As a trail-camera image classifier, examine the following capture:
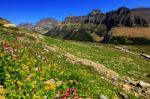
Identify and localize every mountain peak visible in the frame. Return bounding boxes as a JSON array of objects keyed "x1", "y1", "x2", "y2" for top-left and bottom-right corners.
[{"x1": 88, "y1": 10, "x2": 101, "y2": 16}]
